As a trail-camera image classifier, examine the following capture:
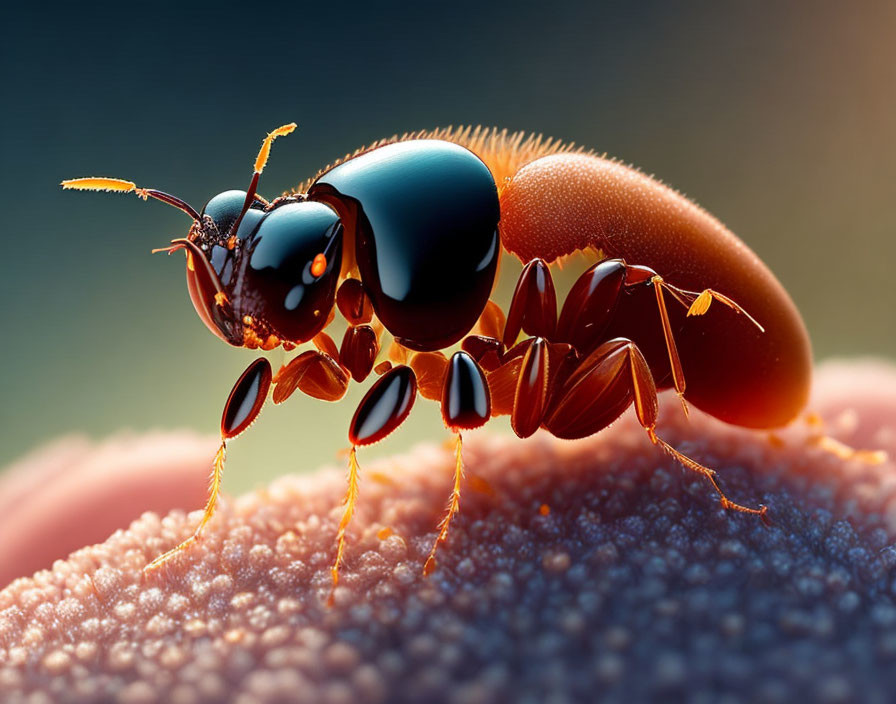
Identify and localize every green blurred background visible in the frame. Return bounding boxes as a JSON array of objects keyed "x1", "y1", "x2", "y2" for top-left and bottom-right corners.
[{"x1": 1, "y1": 1, "x2": 894, "y2": 492}]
